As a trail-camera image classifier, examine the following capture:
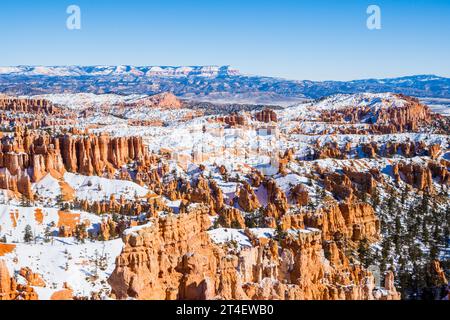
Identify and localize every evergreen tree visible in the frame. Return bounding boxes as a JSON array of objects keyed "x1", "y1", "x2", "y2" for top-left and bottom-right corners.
[
  {"x1": 24, "y1": 225, "x2": 33, "y2": 243},
  {"x1": 371, "y1": 187, "x2": 380, "y2": 210},
  {"x1": 44, "y1": 225, "x2": 52, "y2": 243}
]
